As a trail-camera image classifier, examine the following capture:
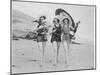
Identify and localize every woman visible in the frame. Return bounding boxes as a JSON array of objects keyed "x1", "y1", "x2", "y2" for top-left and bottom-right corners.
[
  {"x1": 62, "y1": 18, "x2": 71, "y2": 64},
  {"x1": 35, "y1": 16, "x2": 49, "y2": 66},
  {"x1": 55, "y1": 8, "x2": 76, "y2": 40},
  {"x1": 51, "y1": 18, "x2": 62, "y2": 65}
]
